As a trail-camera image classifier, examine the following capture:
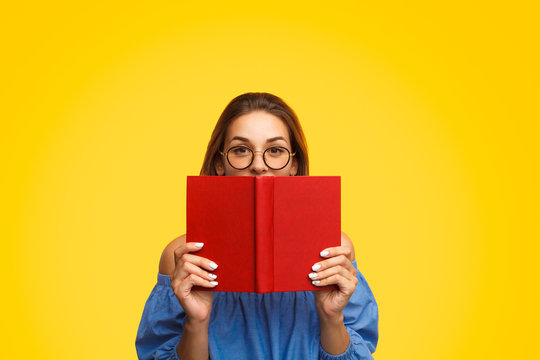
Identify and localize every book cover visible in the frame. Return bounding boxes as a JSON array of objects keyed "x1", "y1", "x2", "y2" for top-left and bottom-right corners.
[{"x1": 187, "y1": 176, "x2": 340, "y2": 293}]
